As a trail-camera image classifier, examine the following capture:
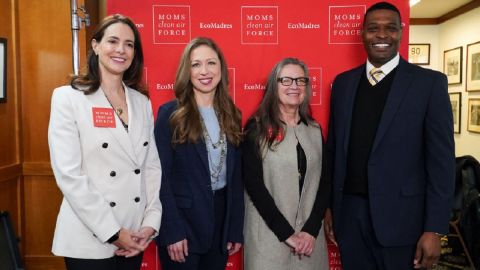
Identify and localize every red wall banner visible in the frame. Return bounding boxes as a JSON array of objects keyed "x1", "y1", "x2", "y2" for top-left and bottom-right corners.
[{"x1": 107, "y1": 1, "x2": 410, "y2": 269}]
